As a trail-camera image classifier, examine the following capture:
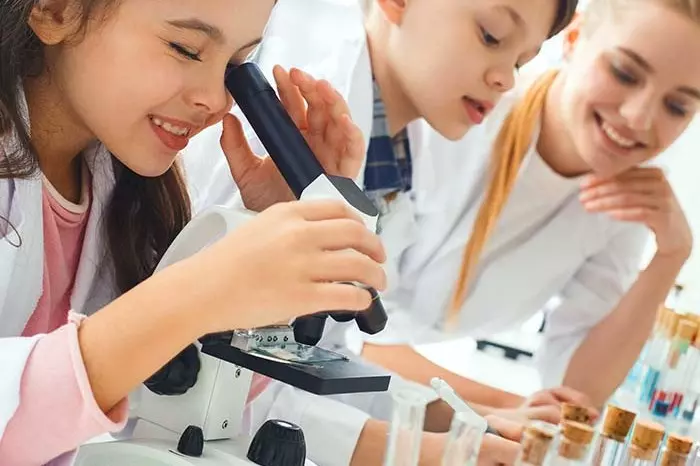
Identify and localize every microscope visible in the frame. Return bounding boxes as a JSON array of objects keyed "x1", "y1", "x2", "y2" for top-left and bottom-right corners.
[{"x1": 74, "y1": 63, "x2": 391, "y2": 466}]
